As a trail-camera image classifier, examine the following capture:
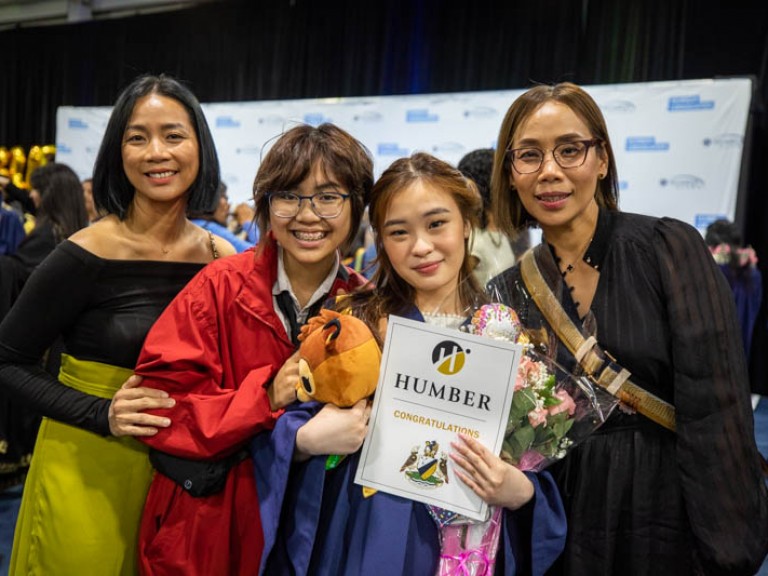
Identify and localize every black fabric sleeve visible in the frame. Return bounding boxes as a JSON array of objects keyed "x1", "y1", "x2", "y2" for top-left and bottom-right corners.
[
  {"x1": 0, "y1": 223, "x2": 57, "y2": 318},
  {"x1": 11, "y1": 223, "x2": 56, "y2": 274},
  {"x1": 655, "y1": 217, "x2": 768, "y2": 574},
  {"x1": 0, "y1": 242, "x2": 112, "y2": 435}
]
